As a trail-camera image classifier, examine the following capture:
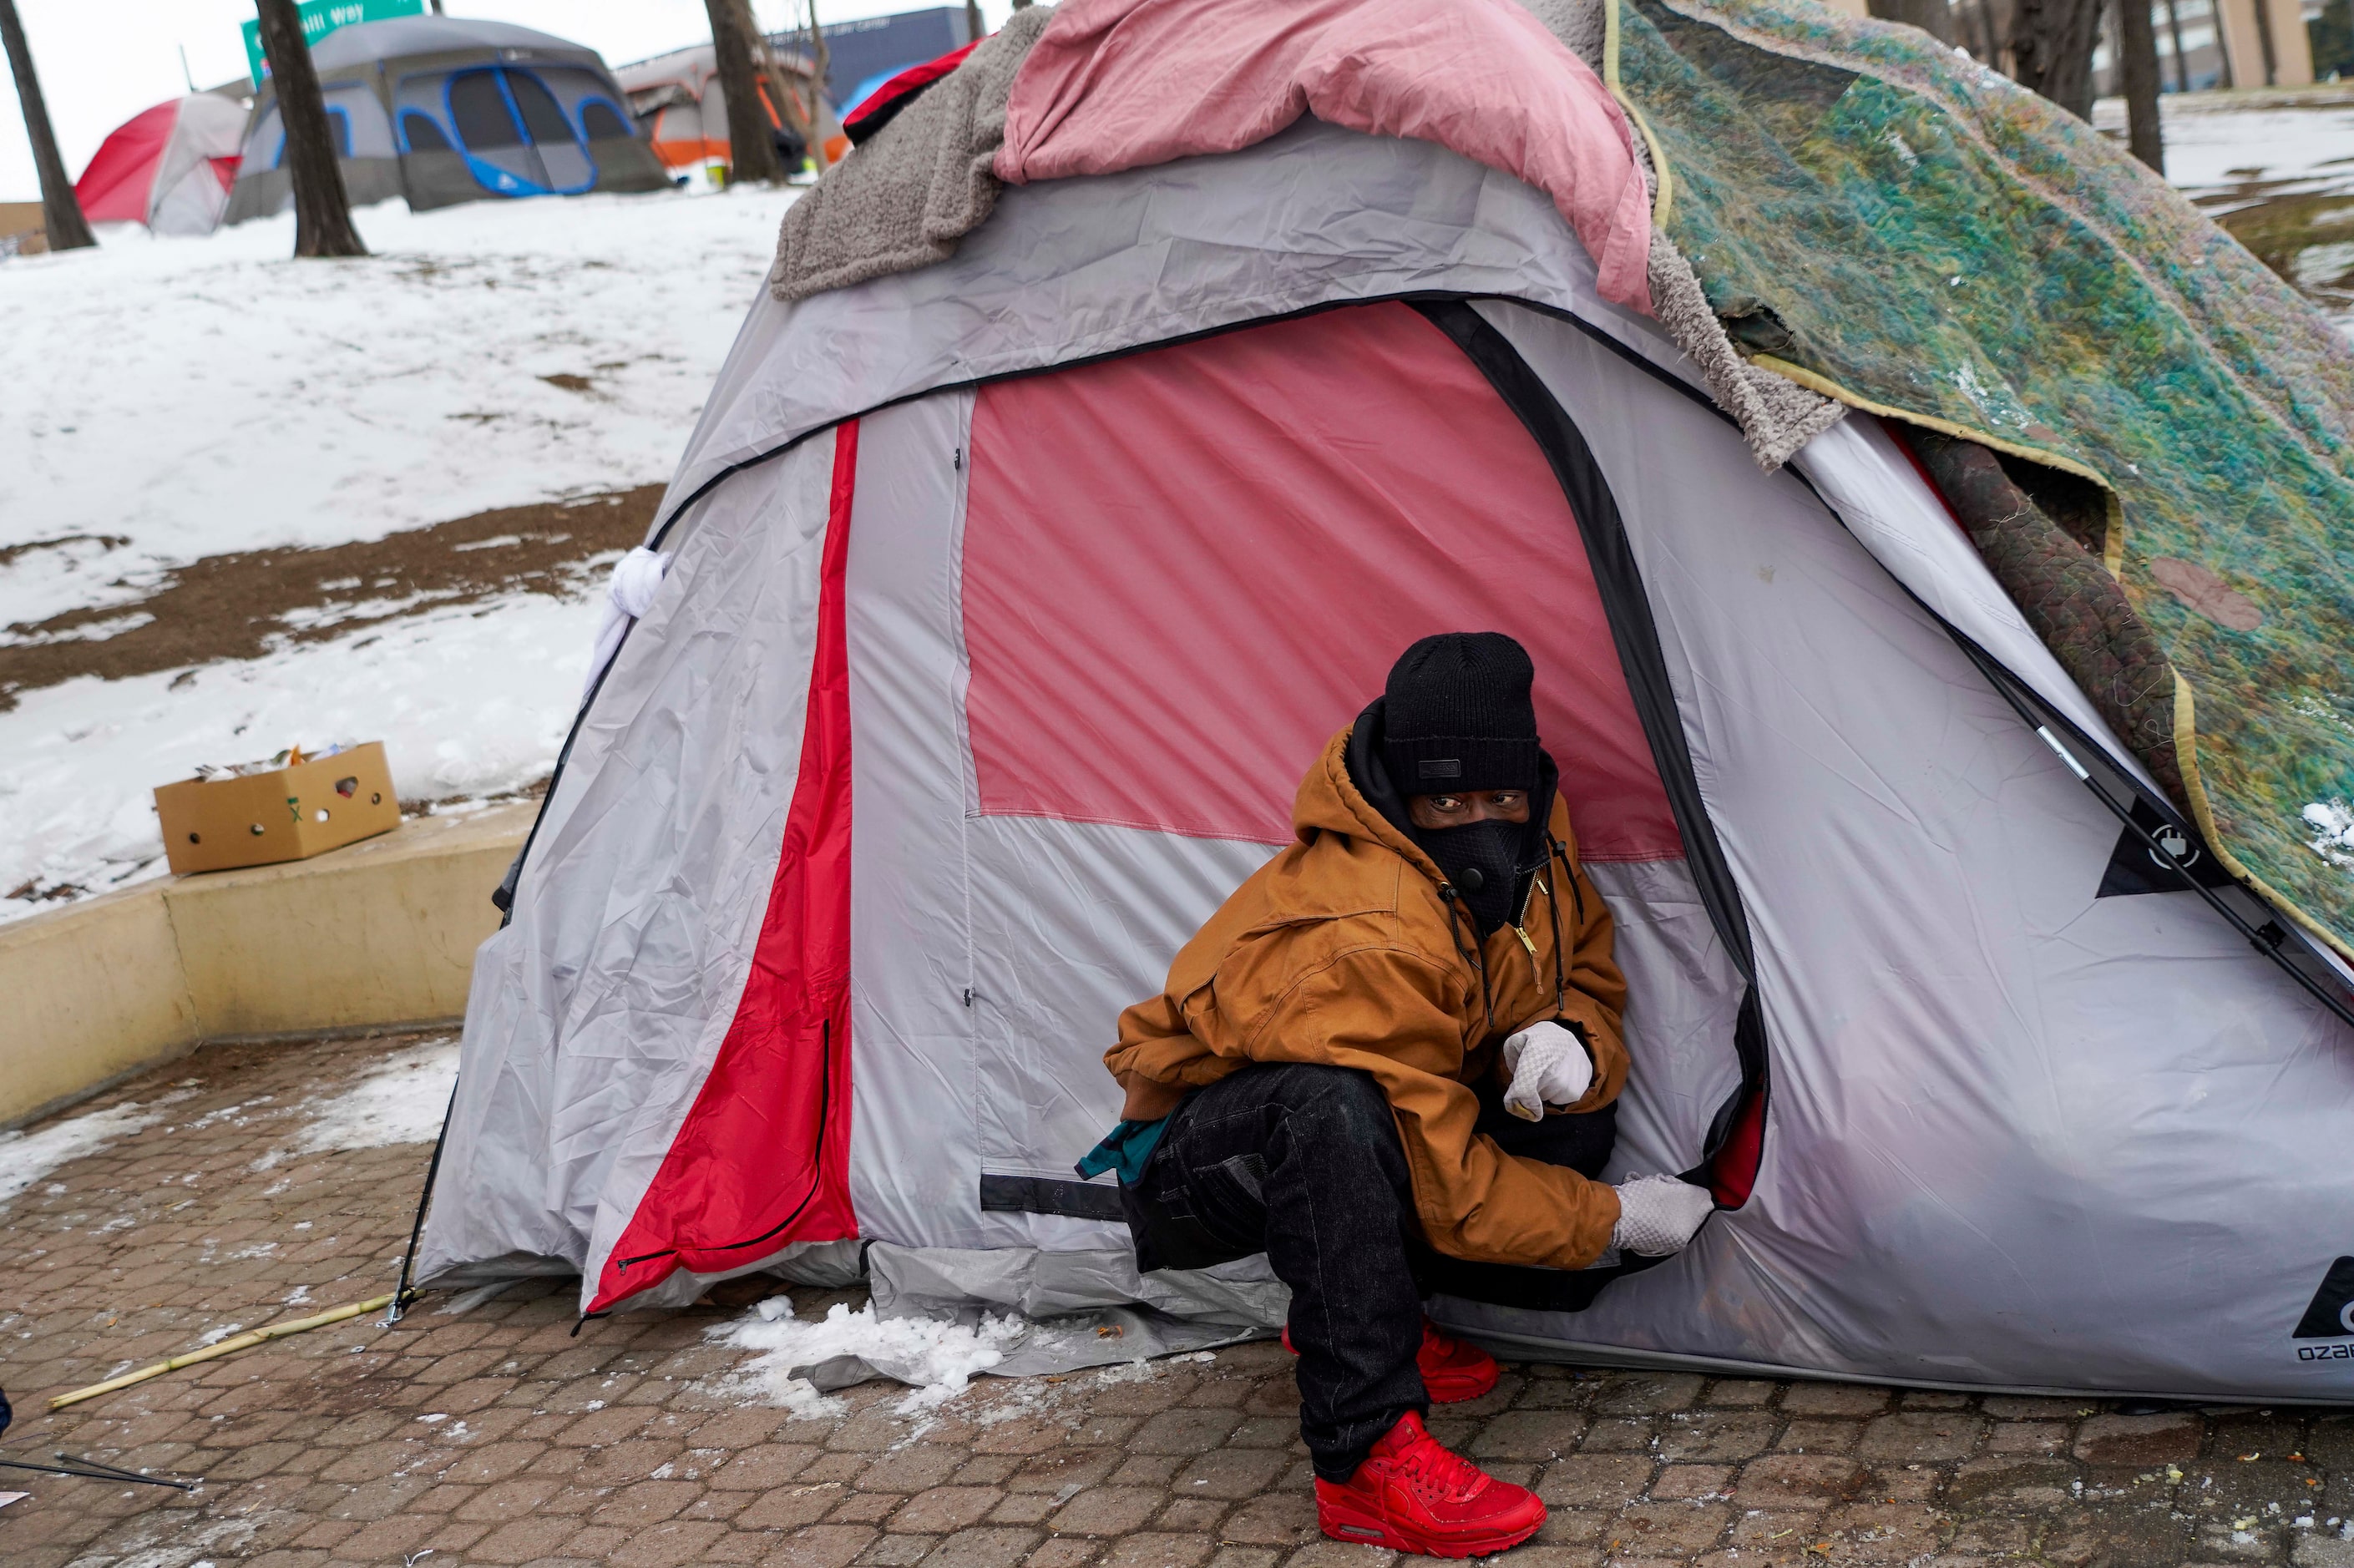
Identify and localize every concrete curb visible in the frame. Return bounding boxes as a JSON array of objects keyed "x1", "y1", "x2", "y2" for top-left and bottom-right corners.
[{"x1": 1, "y1": 802, "x2": 532, "y2": 1129}]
